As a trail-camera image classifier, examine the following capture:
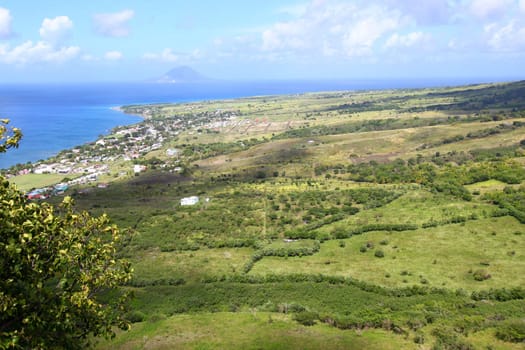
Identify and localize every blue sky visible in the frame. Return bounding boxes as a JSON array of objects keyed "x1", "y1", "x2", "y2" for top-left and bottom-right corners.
[{"x1": 0, "y1": 0, "x2": 524, "y2": 82}]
